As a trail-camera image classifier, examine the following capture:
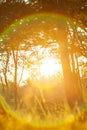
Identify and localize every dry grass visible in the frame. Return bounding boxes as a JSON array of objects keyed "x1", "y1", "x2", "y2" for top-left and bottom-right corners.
[{"x1": 0, "y1": 95, "x2": 87, "y2": 130}]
